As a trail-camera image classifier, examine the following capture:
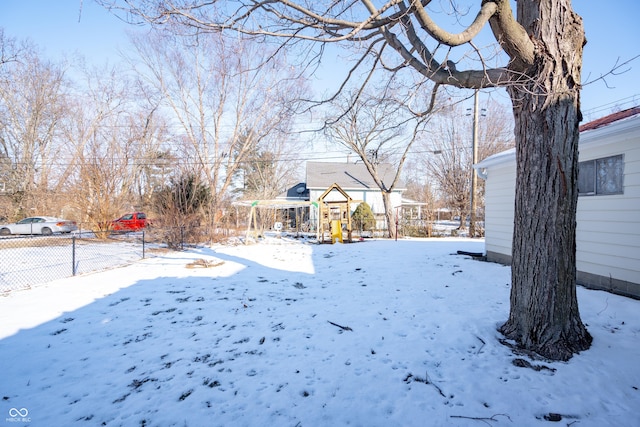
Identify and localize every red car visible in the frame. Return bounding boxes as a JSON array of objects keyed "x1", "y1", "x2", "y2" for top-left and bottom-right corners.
[{"x1": 111, "y1": 212, "x2": 151, "y2": 231}]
